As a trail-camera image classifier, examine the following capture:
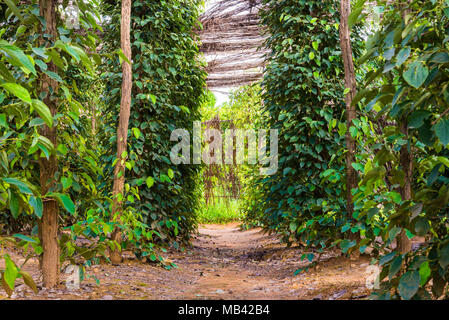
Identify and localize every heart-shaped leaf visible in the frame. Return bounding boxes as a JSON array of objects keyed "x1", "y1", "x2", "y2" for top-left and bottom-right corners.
[
  {"x1": 398, "y1": 271, "x2": 420, "y2": 300},
  {"x1": 403, "y1": 61, "x2": 429, "y2": 88}
]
